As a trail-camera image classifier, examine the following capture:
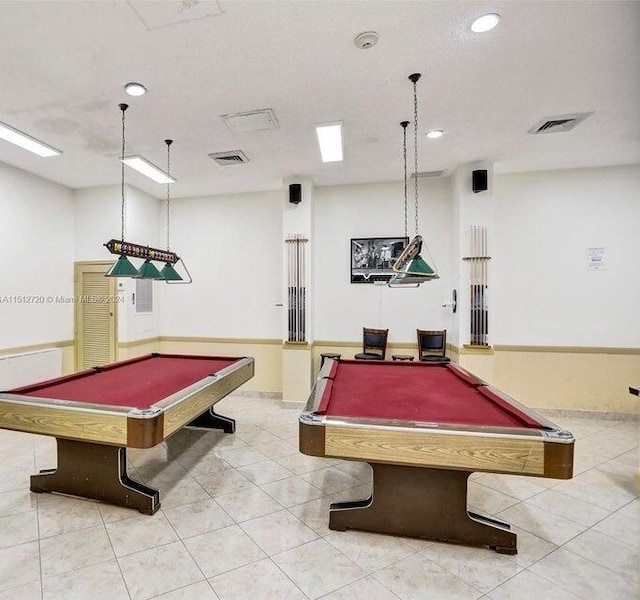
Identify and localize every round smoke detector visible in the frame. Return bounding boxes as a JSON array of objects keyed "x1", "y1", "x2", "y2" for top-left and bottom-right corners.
[{"x1": 354, "y1": 31, "x2": 379, "y2": 49}]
